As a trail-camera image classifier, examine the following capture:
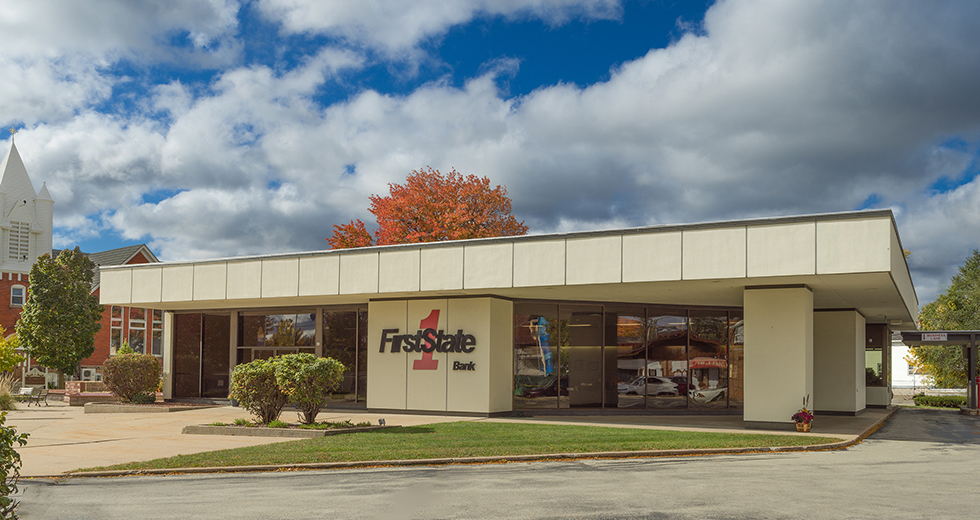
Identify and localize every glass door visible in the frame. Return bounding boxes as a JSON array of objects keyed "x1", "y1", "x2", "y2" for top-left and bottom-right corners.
[{"x1": 561, "y1": 305, "x2": 603, "y2": 408}]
